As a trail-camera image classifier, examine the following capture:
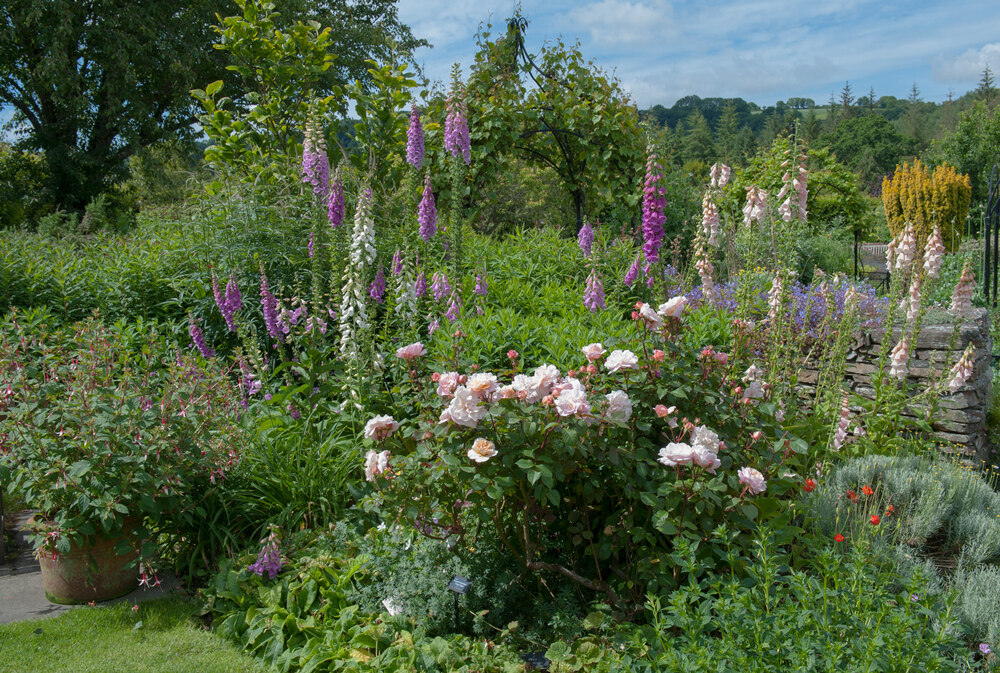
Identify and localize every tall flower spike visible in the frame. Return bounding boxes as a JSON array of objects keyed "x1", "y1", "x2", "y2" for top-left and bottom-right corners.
[
  {"x1": 900, "y1": 276, "x2": 921, "y2": 323},
  {"x1": 340, "y1": 188, "x2": 376, "y2": 357},
  {"x1": 260, "y1": 271, "x2": 283, "y2": 342},
  {"x1": 767, "y1": 274, "x2": 783, "y2": 324},
  {"x1": 188, "y1": 315, "x2": 215, "y2": 358},
  {"x1": 391, "y1": 249, "x2": 403, "y2": 277},
  {"x1": 327, "y1": 171, "x2": 345, "y2": 228},
  {"x1": 583, "y1": 269, "x2": 606, "y2": 312},
  {"x1": 833, "y1": 393, "x2": 850, "y2": 451},
  {"x1": 890, "y1": 336, "x2": 910, "y2": 380},
  {"x1": 624, "y1": 254, "x2": 641, "y2": 287},
  {"x1": 369, "y1": 264, "x2": 386, "y2": 304},
  {"x1": 444, "y1": 67, "x2": 471, "y2": 165},
  {"x1": 895, "y1": 222, "x2": 916, "y2": 273},
  {"x1": 414, "y1": 272, "x2": 428, "y2": 299},
  {"x1": 948, "y1": 344, "x2": 975, "y2": 392},
  {"x1": 406, "y1": 104, "x2": 425, "y2": 169},
  {"x1": 221, "y1": 273, "x2": 242, "y2": 333},
  {"x1": 418, "y1": 173, "x2": 437, "y2": 242},
  {"x1": 743, "y1": 186, "x2": 767, "y2": 226},
  {"x1": 694, "y1": 234, "x2": 718, "y2": 305},
  {"x1": 444, "y1": 289, "x2": 462, "y2": 321},
  {"x1": 641, "y1": 148, "x2": 667, "y2": 271},
  {"x1": 301, "y1": 116, "x2": 329, "y2": 200},
  {"x1": 430, "y1": 272, "x2": 451, "y2": 302},
  {"x1": 578, "y1": 220, "x2": 594, "y2": 258},
  {"x1": 701, "y1": 193, "x2": 719, "y2": 246},
  {"x1": 923, "y1": 225, "x2": 944, "y2": 278},
  {"x1": 474, "y1": 271, "x2": 488, "y2": 298},
  {"x1": 949, "y1": 259, "x2": 975, "y2": 318}
]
